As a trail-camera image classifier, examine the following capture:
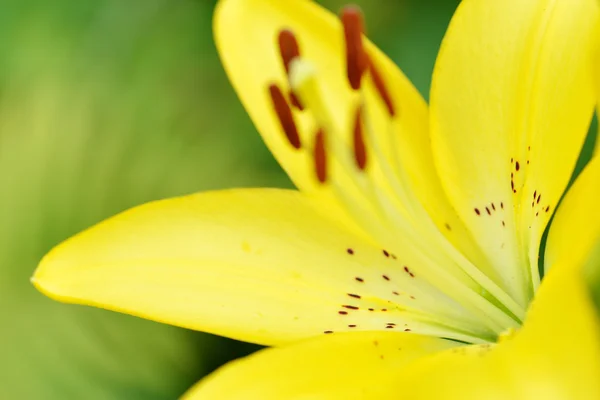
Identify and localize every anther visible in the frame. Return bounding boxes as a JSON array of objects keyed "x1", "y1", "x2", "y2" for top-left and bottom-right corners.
[
  {"x1": 278, "y1": 30, "x2": 305, "y2": 110},
  {"x1": 278, "y1": 30, "x2": 300, "y2": 74},
  {"x1": 368, "y1": 60, "x2": 396, "y2": 116},
  {"x1": 314, "y1": 129, "x2": 328, "y2": 183},
  {"x1": 353, "y1": 105, "x2": 367, "y2": 170},
  {"x1": 268, "y1": 84, "x2": 302, "y2": 149},
  {"x1": 341, "y1": 6, "x2": 368, "y2": 90}
]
